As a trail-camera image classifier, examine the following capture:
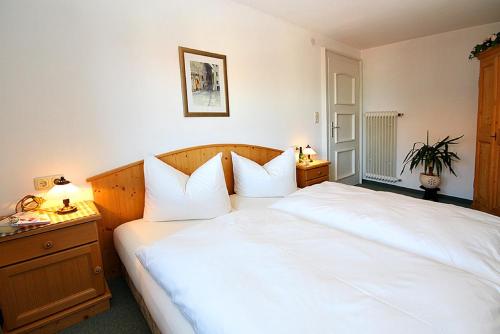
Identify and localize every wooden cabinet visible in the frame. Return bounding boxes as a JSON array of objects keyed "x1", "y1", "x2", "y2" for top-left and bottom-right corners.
[
  {"x1": 296, "y1": 160, "x2": 331, "y2": 188},
  {"x1": 0, "y1": 202, "x2": 111, "y2": 333},
  {"x1": 473, "y1": 46, "x2": 500, "y2": 215}
]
